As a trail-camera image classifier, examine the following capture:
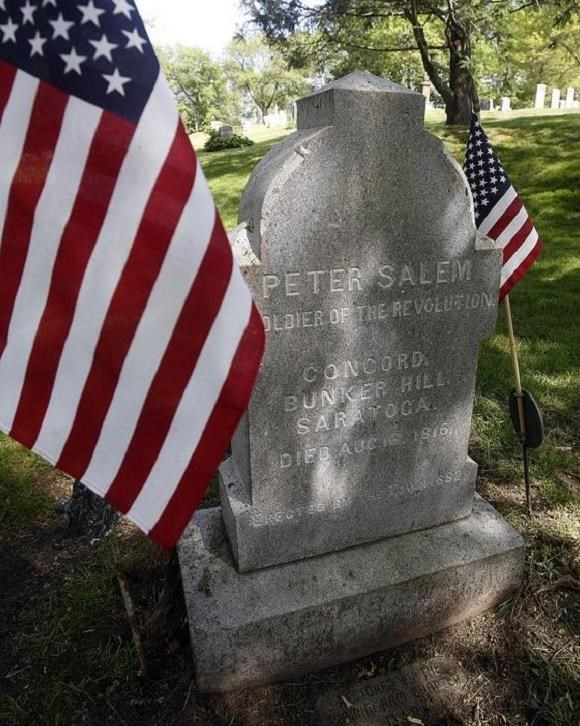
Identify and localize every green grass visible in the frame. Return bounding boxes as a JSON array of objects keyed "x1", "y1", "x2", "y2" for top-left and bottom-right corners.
[
  {"x1": 197, "y1": 128, "x2": 293, "y2": 228},
  {"x1": 0, "y1": 435, "x2": 56, "y2": 533},
  {"x1": 431, "y1": 114, "x2": 580, "y2": 509}
]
